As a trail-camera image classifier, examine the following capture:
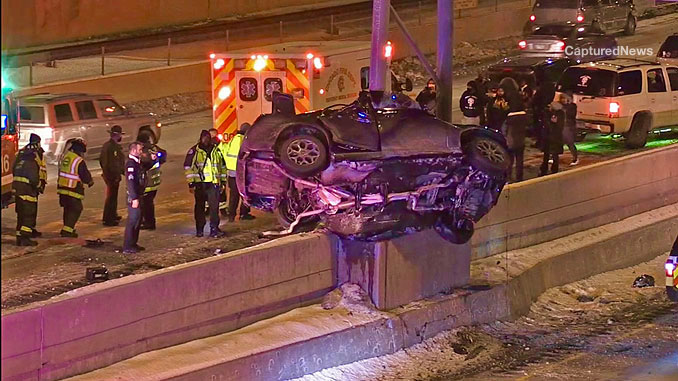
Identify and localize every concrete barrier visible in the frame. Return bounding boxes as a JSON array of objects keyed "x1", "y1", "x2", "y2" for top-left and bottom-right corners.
[
  {"x1": 63, "y1": 203, "x2": 678, "y2": 381},
  {"x1": 472, "y1": 144, "x2": 678, "y2": 259},
  {"x1": 0, "y1": 233, "x2": 336, "y2": 381}
]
